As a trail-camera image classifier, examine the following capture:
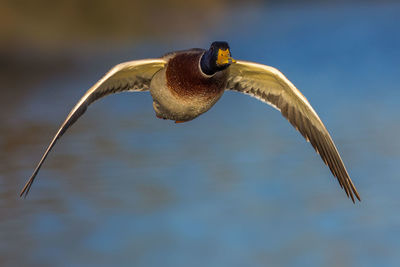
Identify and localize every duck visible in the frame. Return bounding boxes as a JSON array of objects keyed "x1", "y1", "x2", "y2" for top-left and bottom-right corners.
[{"x1": 20, "y1": 41, "x2": 361, "y2": 202}]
